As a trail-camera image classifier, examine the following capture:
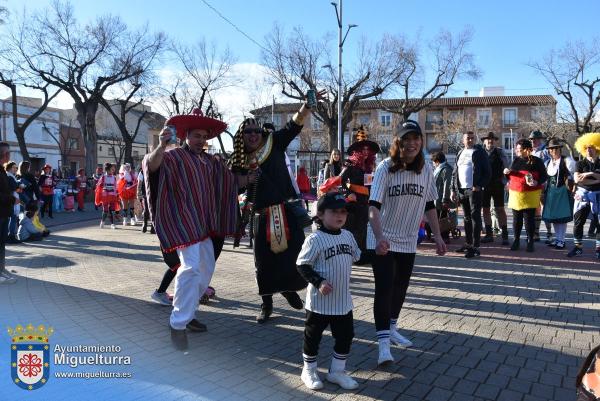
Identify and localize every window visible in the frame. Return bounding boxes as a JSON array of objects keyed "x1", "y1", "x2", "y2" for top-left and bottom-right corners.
[
  {"x1": 477, "y1": 108, "x2": 492, "y2": 128},
  {"x1": 426, "y1": 133, "x2": 443, "y2": 152},
  {"x1": 379, "y1": 111, "x2": 392, "y2": 127},
  {"x1": 67, "y1": 138, "x2": 79, "y2": 150},
  {"x1": 311, "y1": 115, "x2": 323, "y2": 131},
  {"x1": 531, "y1": 106, "x2": 553, "y2": 122},
  {"x1": 503, "y1": 108, "x2": 518, "y2": 127},
  {"x1": 272, "y1": 114, "x2": 282, "y2": 129},
  {"x1": 108, "y1": 148, "x2": 115, "y2": 156},
  {"x1": 425, "y1": 110, "x2": 443, "y2": 130},
  {"x1": 357, "y1": 113, "x2": 370, "y2": 126},
  {"x1": 133, "y1": 151, "x2": 140, "y2": 158},
  {"x1": 99, "y1": 146, "x2": 103, "y2": 152},
  {"x1": 502, "y1": 132, "x2": 516, "y2": 152}
]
